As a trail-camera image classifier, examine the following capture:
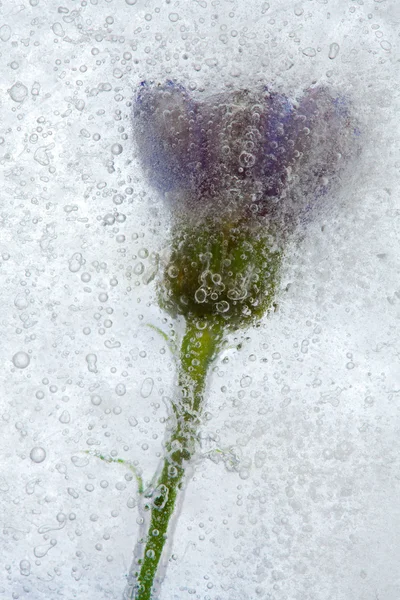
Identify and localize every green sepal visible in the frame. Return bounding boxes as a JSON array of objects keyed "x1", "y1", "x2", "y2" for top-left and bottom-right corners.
[{"x1": 158, "y1": 218, "x2": 282, "y2": 330}]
